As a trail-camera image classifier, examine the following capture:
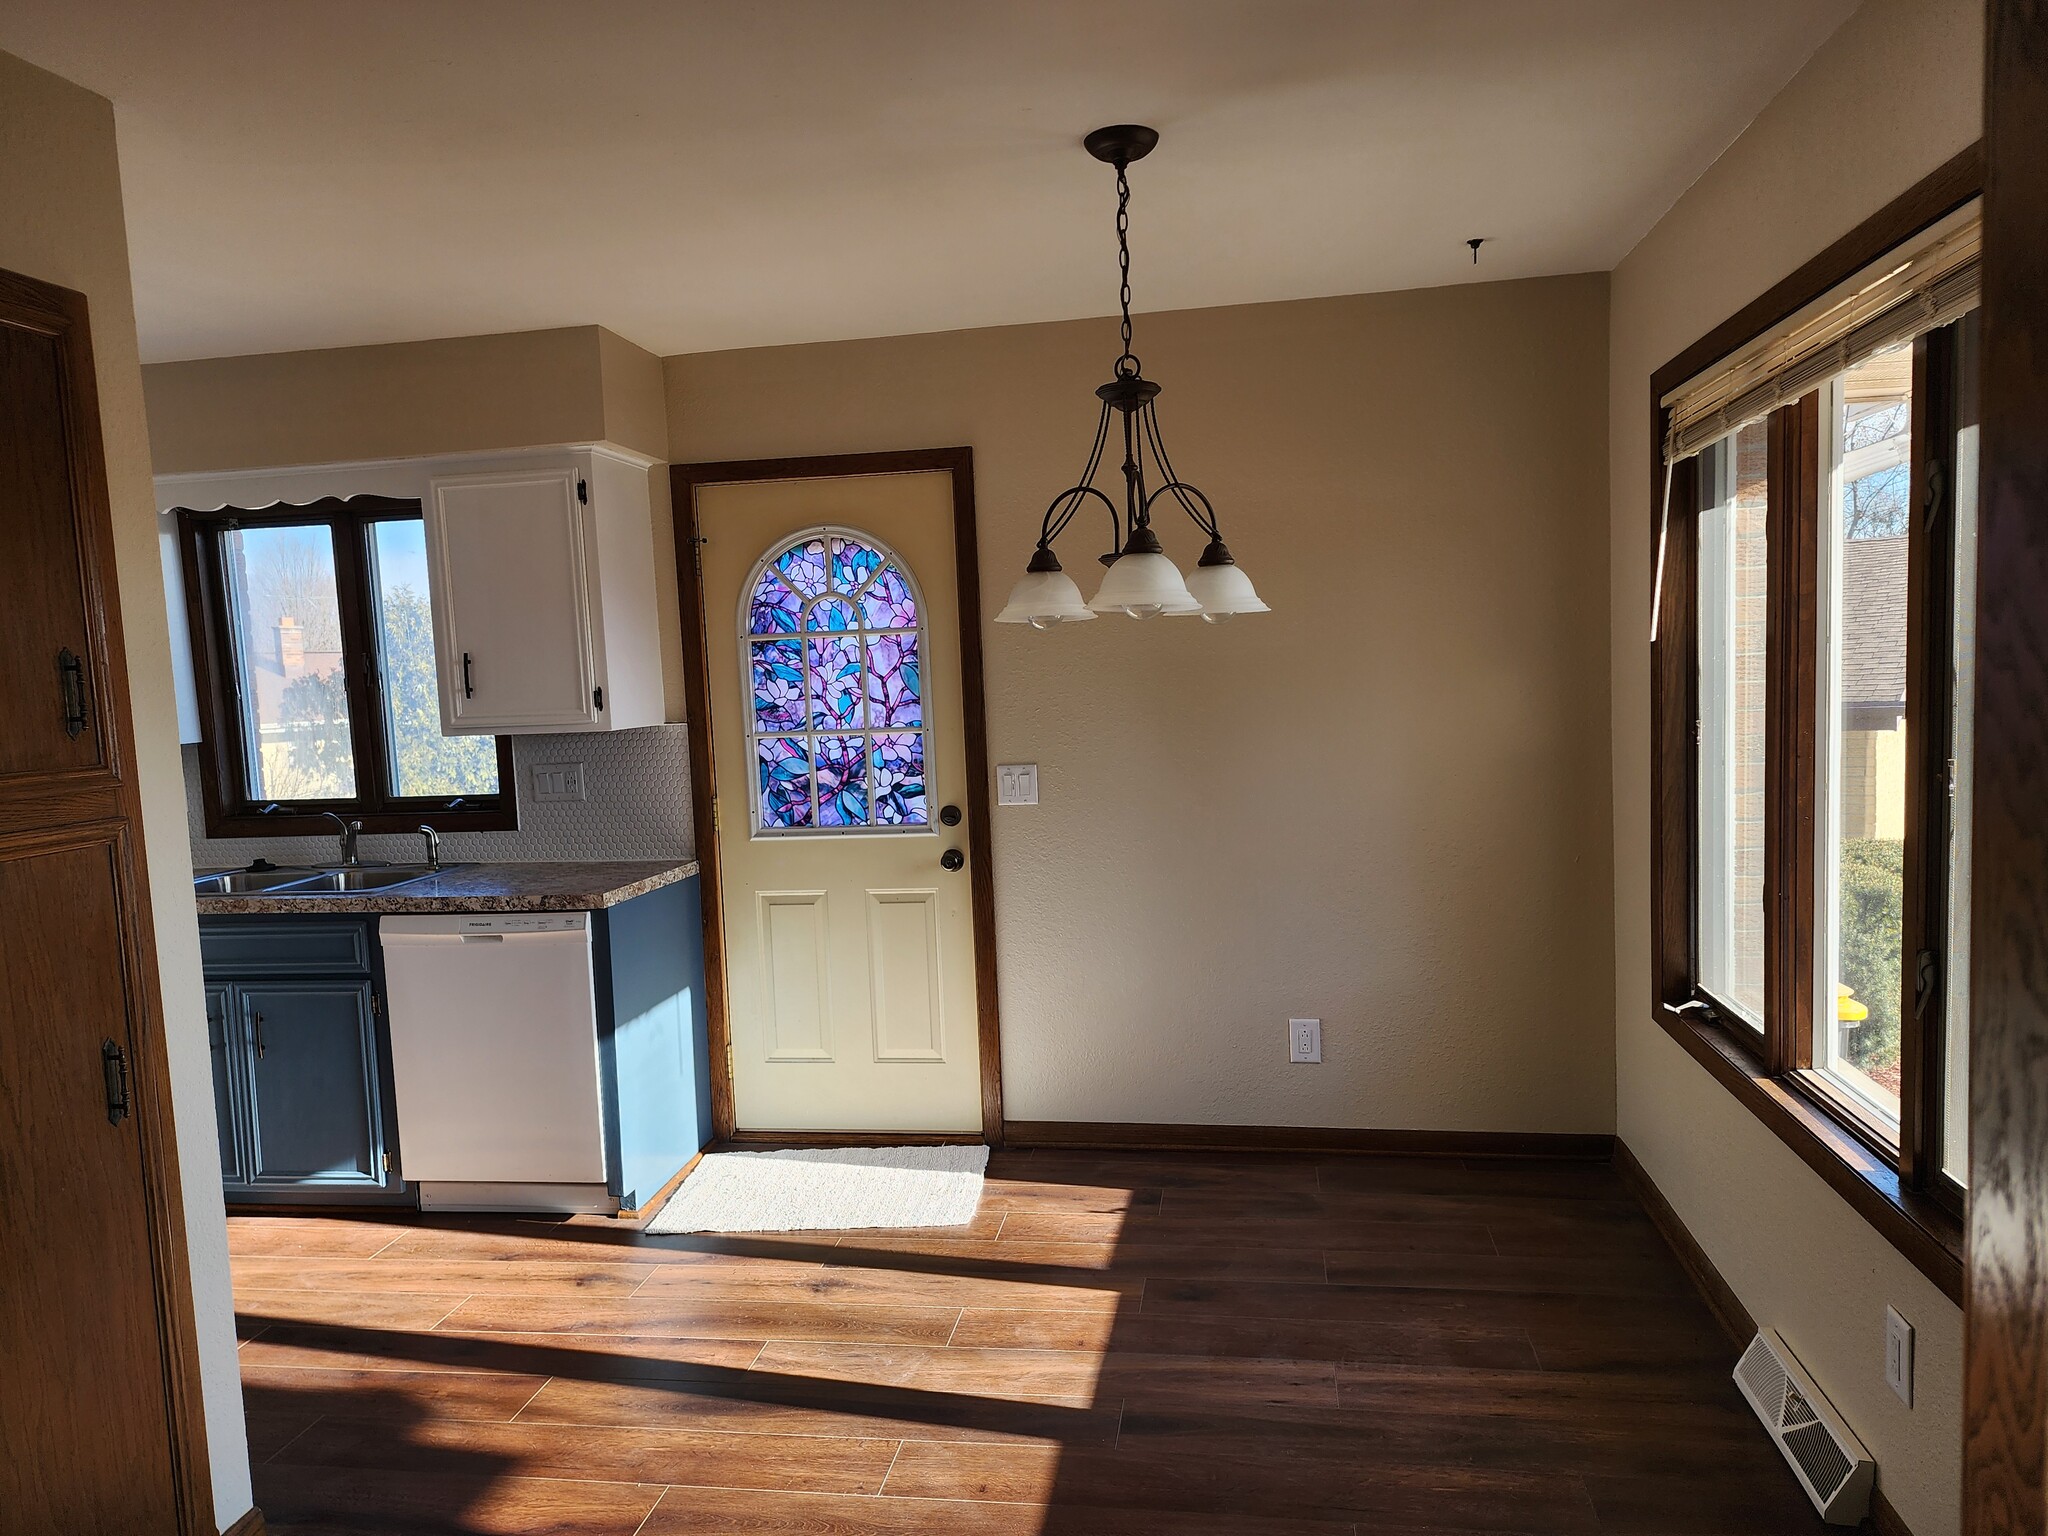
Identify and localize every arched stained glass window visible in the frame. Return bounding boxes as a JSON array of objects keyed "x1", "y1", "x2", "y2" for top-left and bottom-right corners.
[{"x1": 743, "y1": 528, "x2": 928, "y2": 832}]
